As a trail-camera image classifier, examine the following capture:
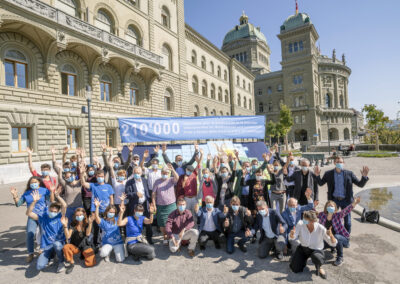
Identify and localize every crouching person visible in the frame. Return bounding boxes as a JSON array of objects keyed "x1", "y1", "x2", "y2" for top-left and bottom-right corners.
[
  {"x1": 165, "y1": 197, "x2": 199, "y2": 257},
  {"x1": 194, "y1": 196, "x2": 222, "y2": 250},
  {"x1": 62, "y1": 208, "x2": 96, "y2": 274},
  {"x1": 117, "y1": 194, "x2": 156, "y2": 261},
  {"x1": 26, "y1": 189, "x2": 67, "y2": 273}
]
